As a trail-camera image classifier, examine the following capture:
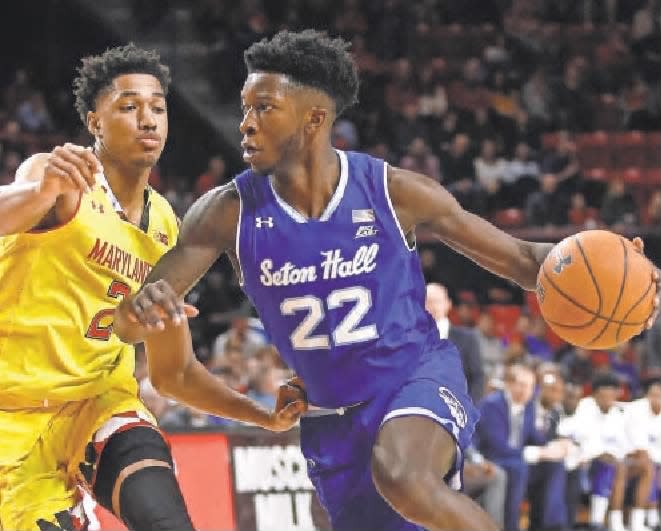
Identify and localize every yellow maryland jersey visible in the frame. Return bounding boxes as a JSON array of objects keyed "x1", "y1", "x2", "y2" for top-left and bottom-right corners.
[{"x1": 0, "y1": 185, "x2": 178, "y2": 408}]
